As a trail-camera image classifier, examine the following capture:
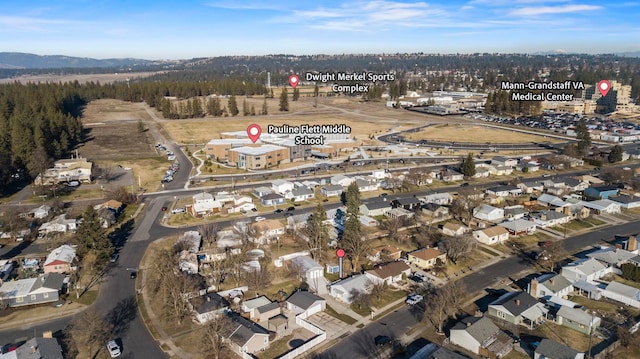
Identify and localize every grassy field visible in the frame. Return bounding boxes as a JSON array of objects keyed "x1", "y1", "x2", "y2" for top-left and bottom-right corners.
[{"x1": 404, "y1": 123, "x2": 562, "y2": 143}]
